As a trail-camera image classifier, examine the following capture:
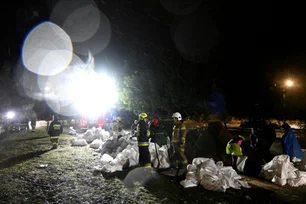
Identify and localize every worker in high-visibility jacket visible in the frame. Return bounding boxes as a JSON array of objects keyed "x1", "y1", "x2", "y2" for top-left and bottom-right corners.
[
  {"x1": 48, "y1": 115, "x2": 63, "y2": 137},
  {"x1": 172, "y1": 112, "x2": 188, "y2": 169},
  {"x1": 136, "y1": 113, "x2": 151, "y2": 168},
  {"x1": 226, "y1": 135, "x2": 246, "y2": 169}
]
